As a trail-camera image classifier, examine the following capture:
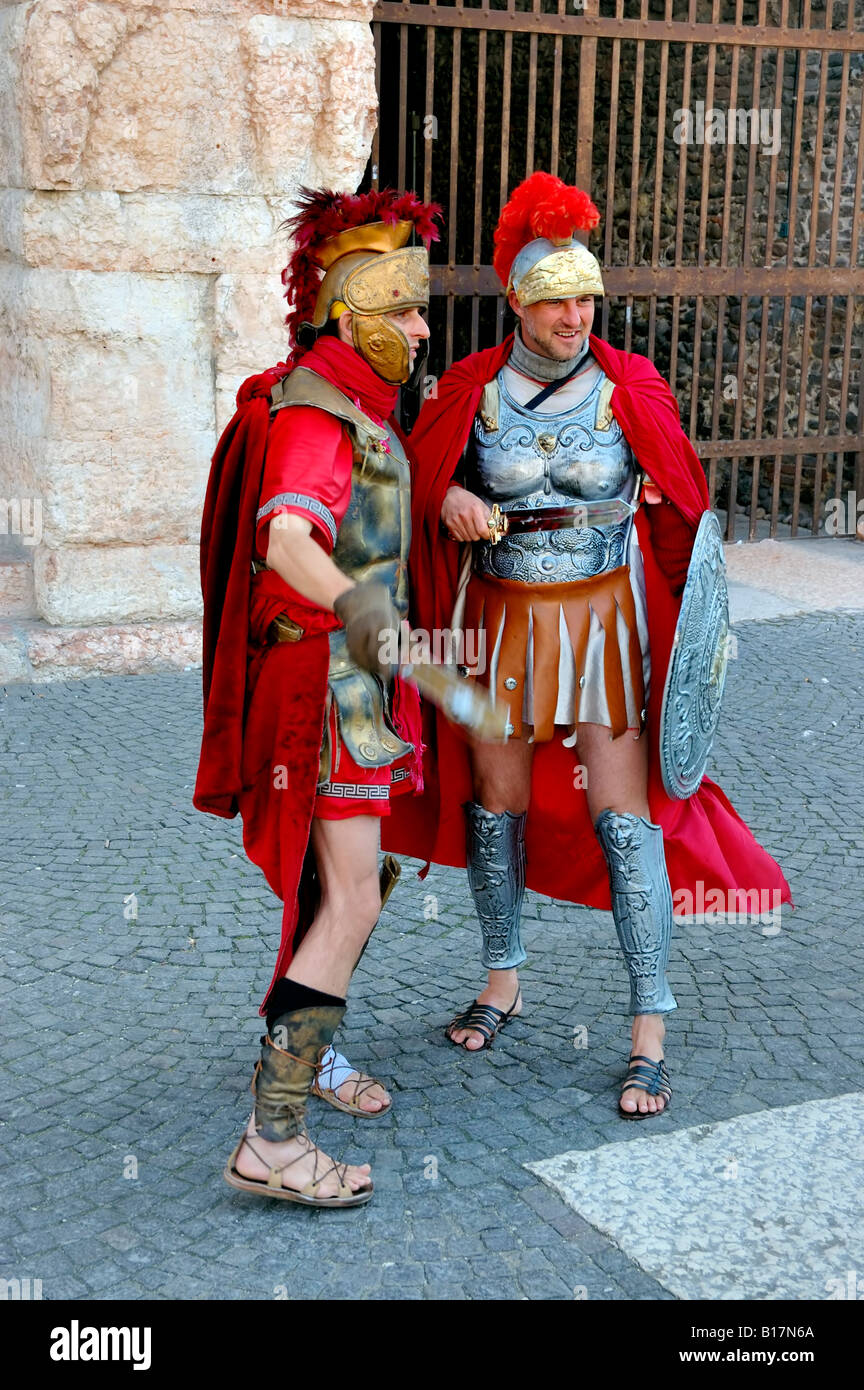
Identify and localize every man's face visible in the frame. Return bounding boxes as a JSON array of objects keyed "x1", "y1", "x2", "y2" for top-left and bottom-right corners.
[
  {"x1": 386, "y1": 306, "x2": 430, "y2": 365},
  {"x1": 509, "y1": 292, "x2": 595, "y2": 361},
  {"x1": 337, "y1": 306, "x2": 430, "y2": 365}
]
